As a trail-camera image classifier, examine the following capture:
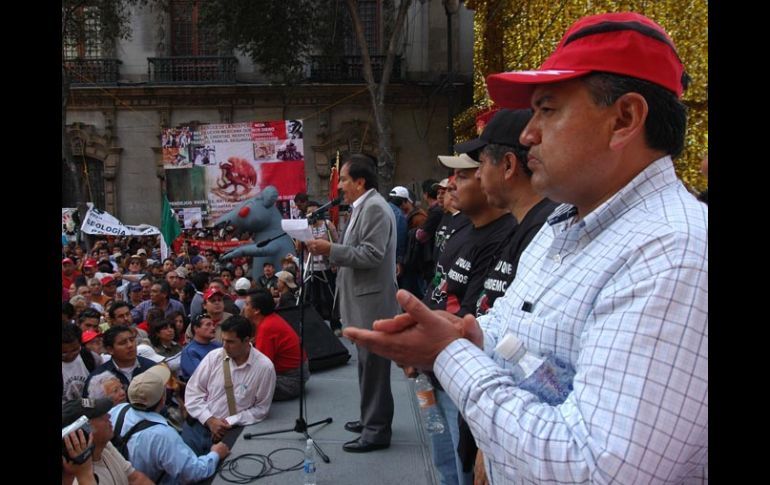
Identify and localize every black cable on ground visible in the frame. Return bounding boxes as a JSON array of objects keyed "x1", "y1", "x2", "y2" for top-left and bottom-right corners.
[{"x1": 216, "y1": 447, "x2": 305, "y2": 483}]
